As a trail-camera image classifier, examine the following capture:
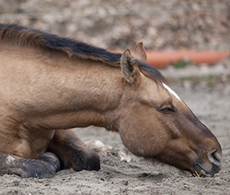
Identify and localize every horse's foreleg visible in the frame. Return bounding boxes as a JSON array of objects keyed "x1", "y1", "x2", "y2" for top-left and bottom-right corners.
[
  {"x1": 0, "y1": 152, "x2": 60, "y2": 178},
  {"x1": 47, "y1": 129, "x2": 100, "y2": 171}
]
